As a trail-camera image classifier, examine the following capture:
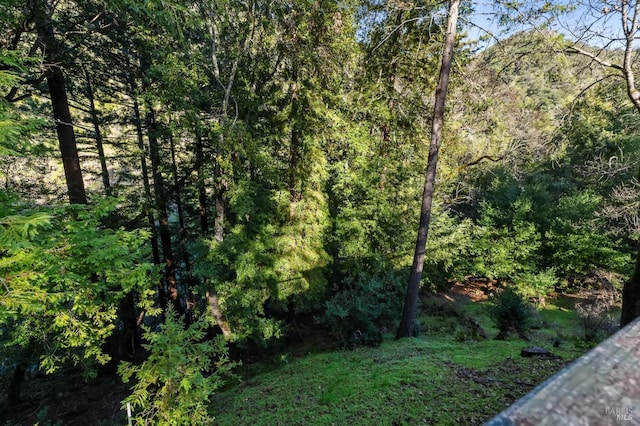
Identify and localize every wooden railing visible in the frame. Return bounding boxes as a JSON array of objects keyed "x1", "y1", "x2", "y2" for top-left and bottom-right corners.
[{"x1": 486, "y1": 317, "x2": 640, "y2": 425}]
